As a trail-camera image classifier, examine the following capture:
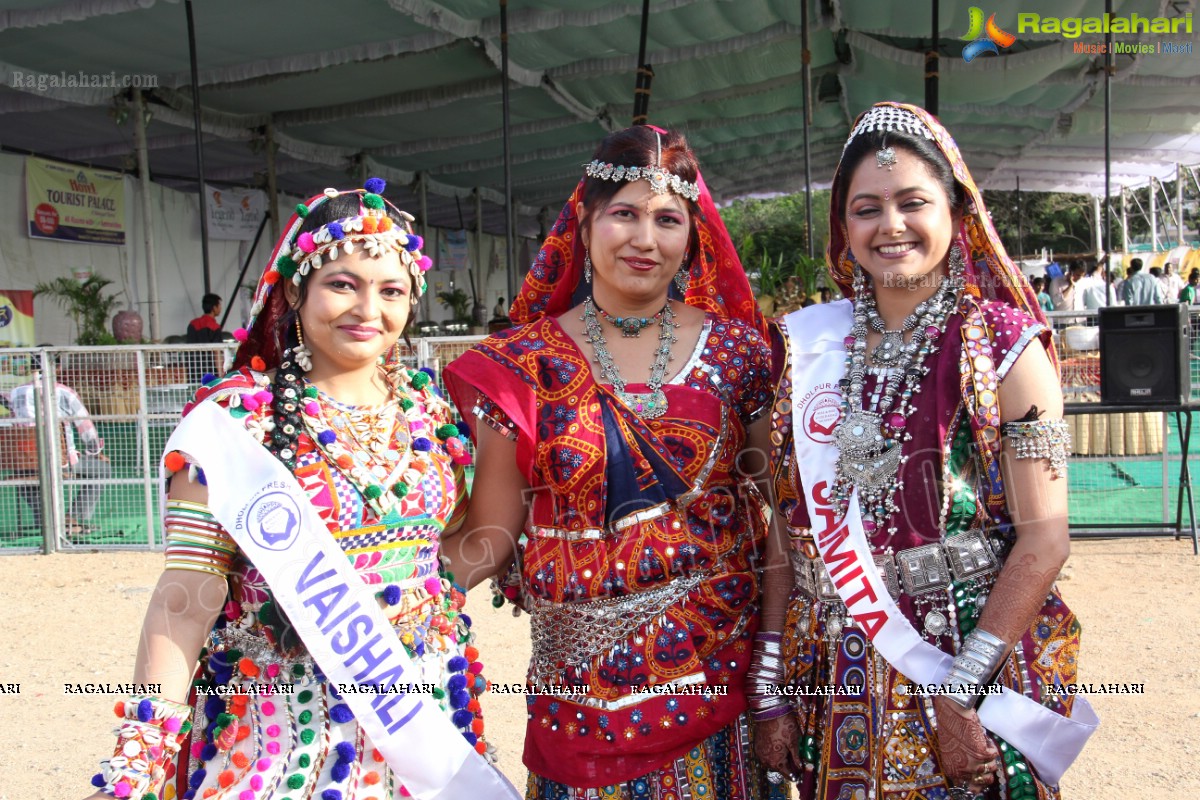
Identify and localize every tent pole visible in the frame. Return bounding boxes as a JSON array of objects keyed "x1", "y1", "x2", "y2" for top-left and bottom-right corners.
[
  {"x1": 1016, "y1": 174, "x2": 1022, "y2": 264},
  {"x1": 632, "y1": 0, "x2": 651, "y2": 124},
  {"x1": 1121, "y1": 188, "x2": 1129, "y2": 252},
  {"x1": 500, "y1": 0, "x2": 517, "y2": 305},
  {"x1": 1177, "y1": 163, "x2": 1185, "y2": 246},
  {"x1": 132, "y1": 87, "x2": 161, "y2": 341},
  {"x1": 1103, "y1": 0, "x2": 1112, "y2": 299},
  {"x1": 265, "y1": 120, "x2": 280, "y2": 245},
  {"x1": 476, "y1": 188, "x2": 484, "y2": 320},
  {"x1": 924, "y1": 0, "x2": 939, "y2": 115},
  {"x1": 418, "y1": 172, "x2": 429, "y2": 238},
  {"x1": 1093, "y1": 195, "x2": 1103, "y2": 257},
  {"x1": 185, "y1": 0, "x2": 212, "y2": 296},
  {"x1": 801, "y1": 0, "x2": 814, "y2": 258},
  {"x1": 1149, "y1": 179, "x2": 1158, "y2": 251}
]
